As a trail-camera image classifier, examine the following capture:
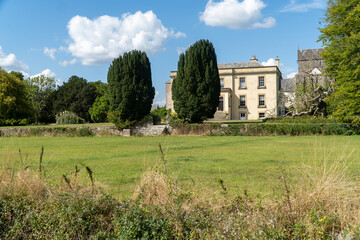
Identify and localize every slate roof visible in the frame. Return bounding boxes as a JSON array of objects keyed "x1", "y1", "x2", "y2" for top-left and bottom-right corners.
[{"x1": 218, "y1": 62, "x2": 263, "y2": 69}]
